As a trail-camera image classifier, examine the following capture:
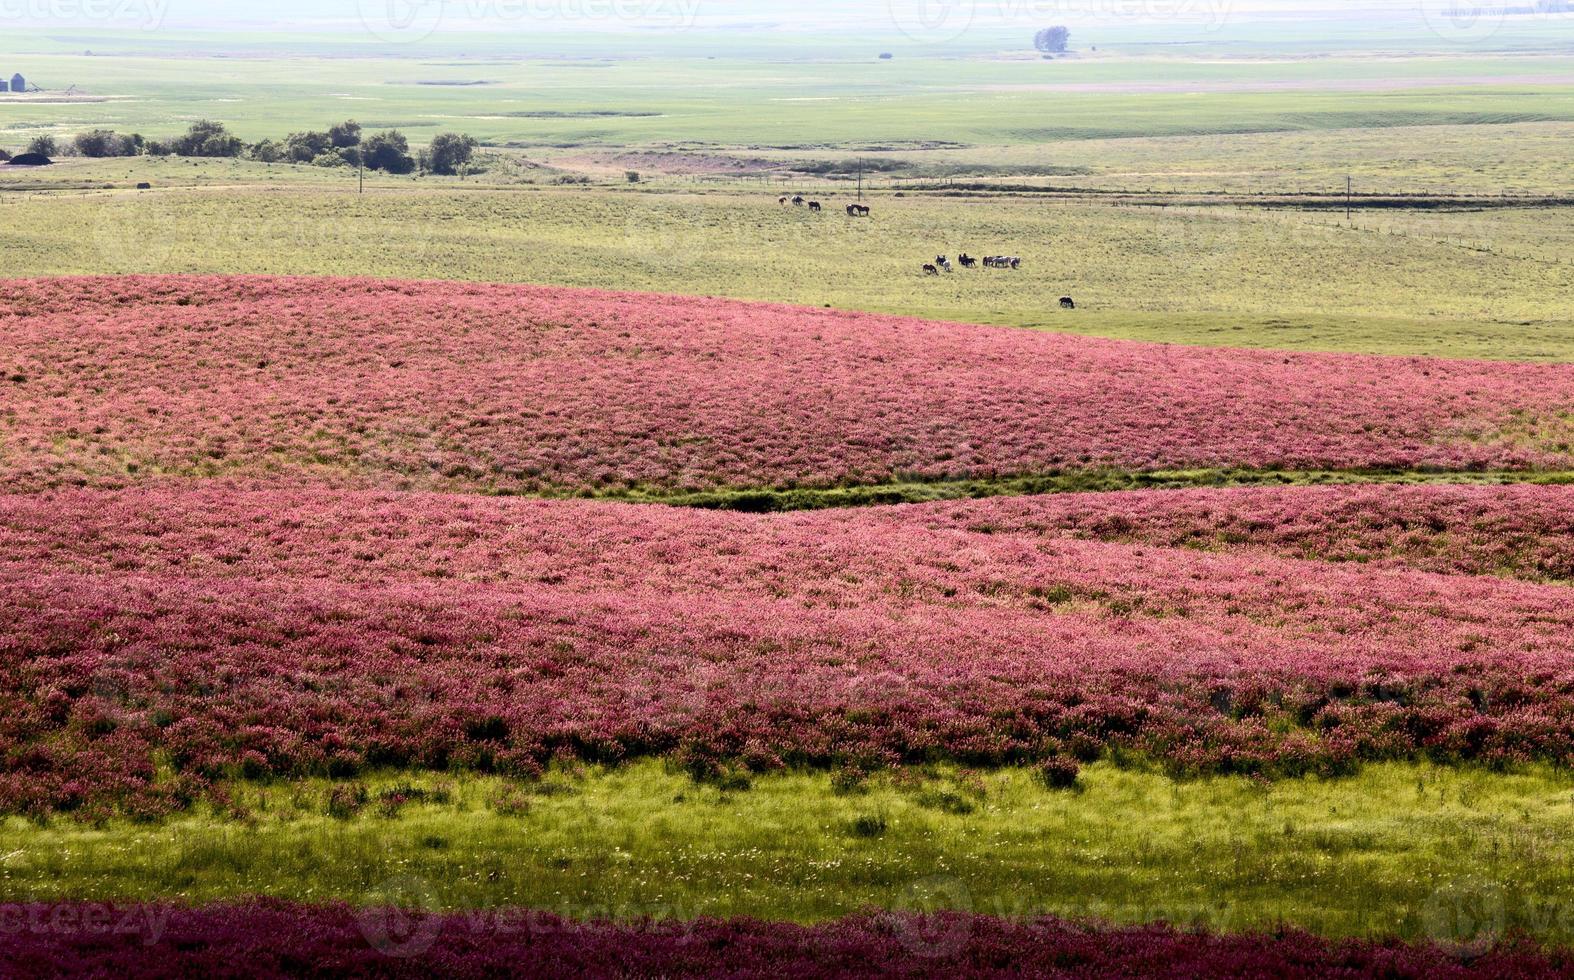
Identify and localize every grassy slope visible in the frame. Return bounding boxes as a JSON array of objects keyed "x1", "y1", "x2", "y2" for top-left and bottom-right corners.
[
  {"x1": 3, "y1": 172, "x2": 1572, "y2": 360},
  {"x1": 5, "y1": 762, "x2": 1573, "y2": 946}
]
